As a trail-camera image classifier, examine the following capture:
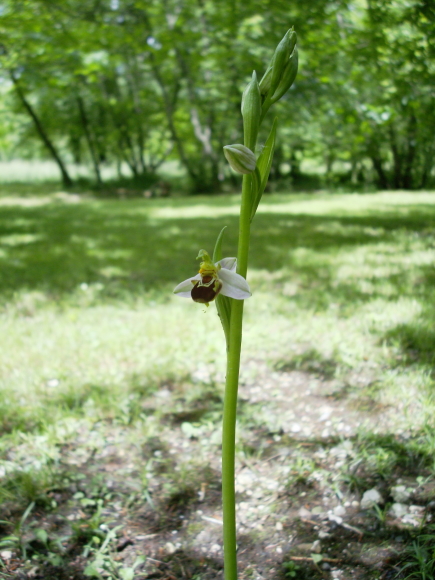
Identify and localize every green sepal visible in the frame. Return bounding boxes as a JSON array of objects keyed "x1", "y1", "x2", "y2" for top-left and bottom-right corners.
[
  {"x1": 250, "y1": 118, "x2": 277, "y2": 221},
  {"x1": 213, "y1": 227, "x2": 231, "y2": 349}
]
